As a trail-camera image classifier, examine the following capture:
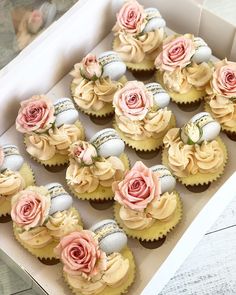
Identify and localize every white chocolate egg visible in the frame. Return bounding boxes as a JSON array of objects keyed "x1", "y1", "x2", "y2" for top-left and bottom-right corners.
[
  {"x1": 54, "y1": 98, "x2": 79, "y2": 127},
  {"x1": 98, "y1": 51, "x2": 126, "y2": 81},
  {"x1": 192, "y1": 37, "x2": 212, "y2": 64},
  {"x1": 151, "y1": 165, "x2": 176, "y2": 193},
  {"x1": 45, "y1": 182, "x2": 73, "y2": 215},
  {"x1": 89, "y1": 128, "x2": 125, "y2": 158},
  {"x1": 145, "y1": 82, "x2": 170, "y2": 108},
  {"x1": 143, "y1": 8, "x2": 166, "y2": 33},
  {"x1": 1, "y1": 145, "x2": 24, "y2": 172},
  {"x1": 90, "y1": 219, "x2": 127, "y2": 254},
  {"x1": 181, "y1": 112, "x2": 221, "y2": 144}
]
